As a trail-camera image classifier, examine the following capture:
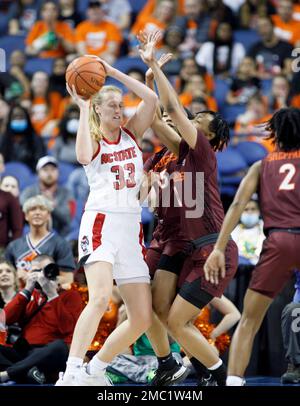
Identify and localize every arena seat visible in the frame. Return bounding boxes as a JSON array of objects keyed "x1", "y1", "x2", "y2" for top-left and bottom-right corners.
[
  {"x1": 129, "y1": 0, "x2": 148, "y2": 14},
  {"x1": 113, "y1": 56, "x2": 147, "y2": 74},
  {"x1": 213, "y1": 78, "x2": 230, "y2": 107},
  {"x1": 58, "y1": 162, "x2": 76, "y2": 185},
  {"x1": 0, "y1": 35, "x2": 26, "y2": 58},
  {"x1": 235, "y1": 141, "x2": 268, "y2": 165},
  {"x1": 221, "y1": 104, "x2": 246, "y2": 125},
  {"x1": 3, "y1": 161, "x2": 35, "y2": 191},
  {"x1": 25, "y1": 58, "x2": 54, "y2": 75},
  {"x1": 233, "y1": 29, "x2": 260, "y2": 52},
  {"x1": 217, "y1": 147, "x2": 248, "y2": 176}
]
